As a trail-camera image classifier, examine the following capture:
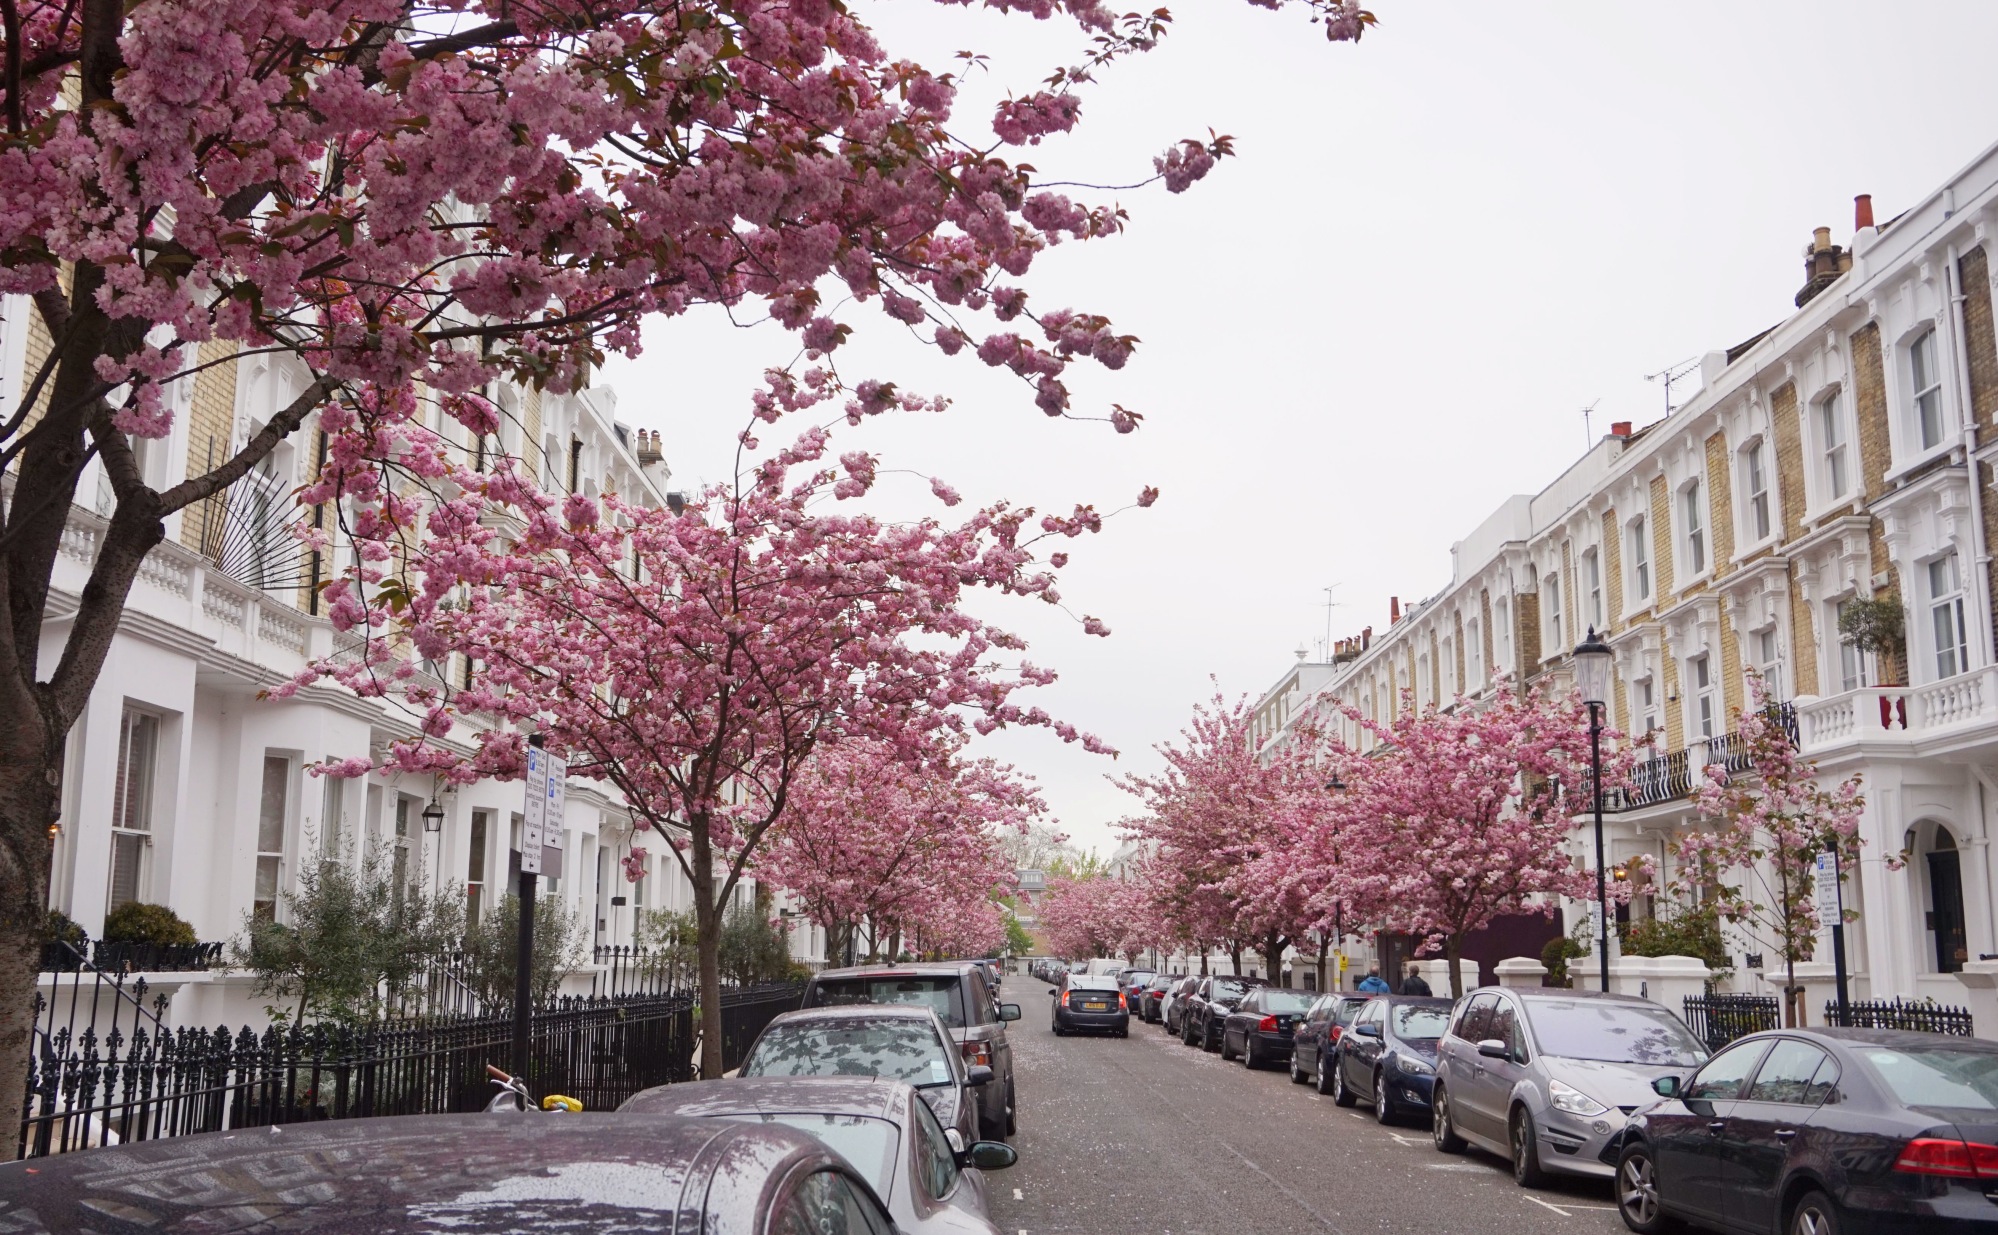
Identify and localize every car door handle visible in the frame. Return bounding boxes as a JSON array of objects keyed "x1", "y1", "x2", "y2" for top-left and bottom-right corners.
[
  {"x1": 1774, "y1": 1129, "x2": 1796, "y2": 1142},
  {"x1": 1707, "y1": 1121, "x2": 1726, "y2": 1135}
]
